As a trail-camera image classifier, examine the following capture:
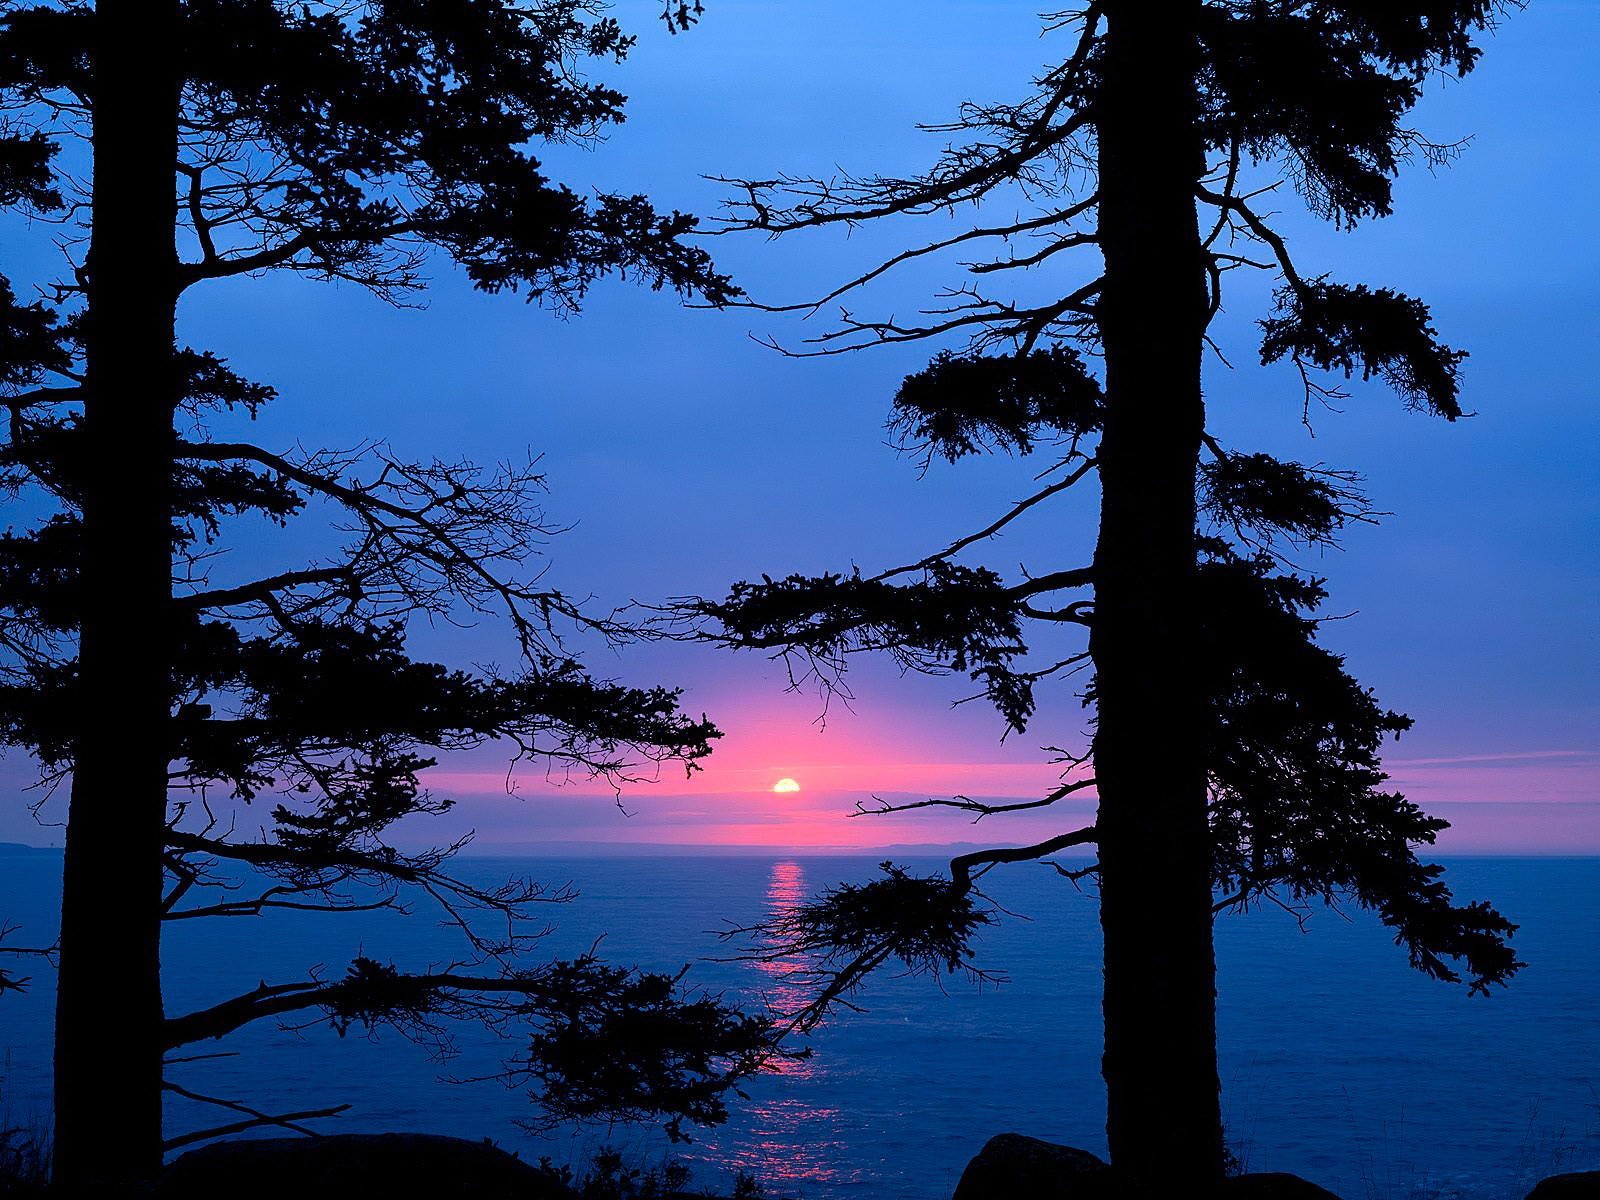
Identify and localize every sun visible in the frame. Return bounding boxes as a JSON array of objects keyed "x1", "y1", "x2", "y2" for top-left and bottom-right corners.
[{"x1": 772, "y1": 777, "x2": 801, "y2": 794}]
